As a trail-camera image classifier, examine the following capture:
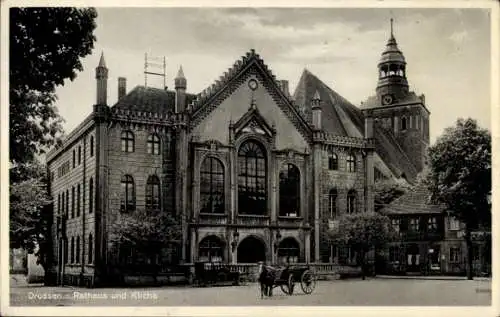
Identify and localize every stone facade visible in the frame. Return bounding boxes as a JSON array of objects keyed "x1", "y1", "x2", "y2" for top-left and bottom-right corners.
[{"x1": 45, "y1": 24, "x2": 431, "y2": 285}]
